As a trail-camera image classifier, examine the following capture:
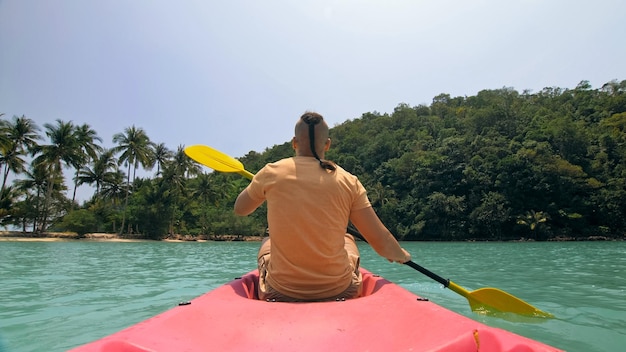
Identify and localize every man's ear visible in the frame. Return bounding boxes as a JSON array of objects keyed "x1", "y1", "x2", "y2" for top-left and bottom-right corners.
[
  {"x1": 292, "y1": 137, "x2": 297, "y2": 150},
  {"x1": 324, "y1": 138, "x2": 331, "y2": 151}
]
